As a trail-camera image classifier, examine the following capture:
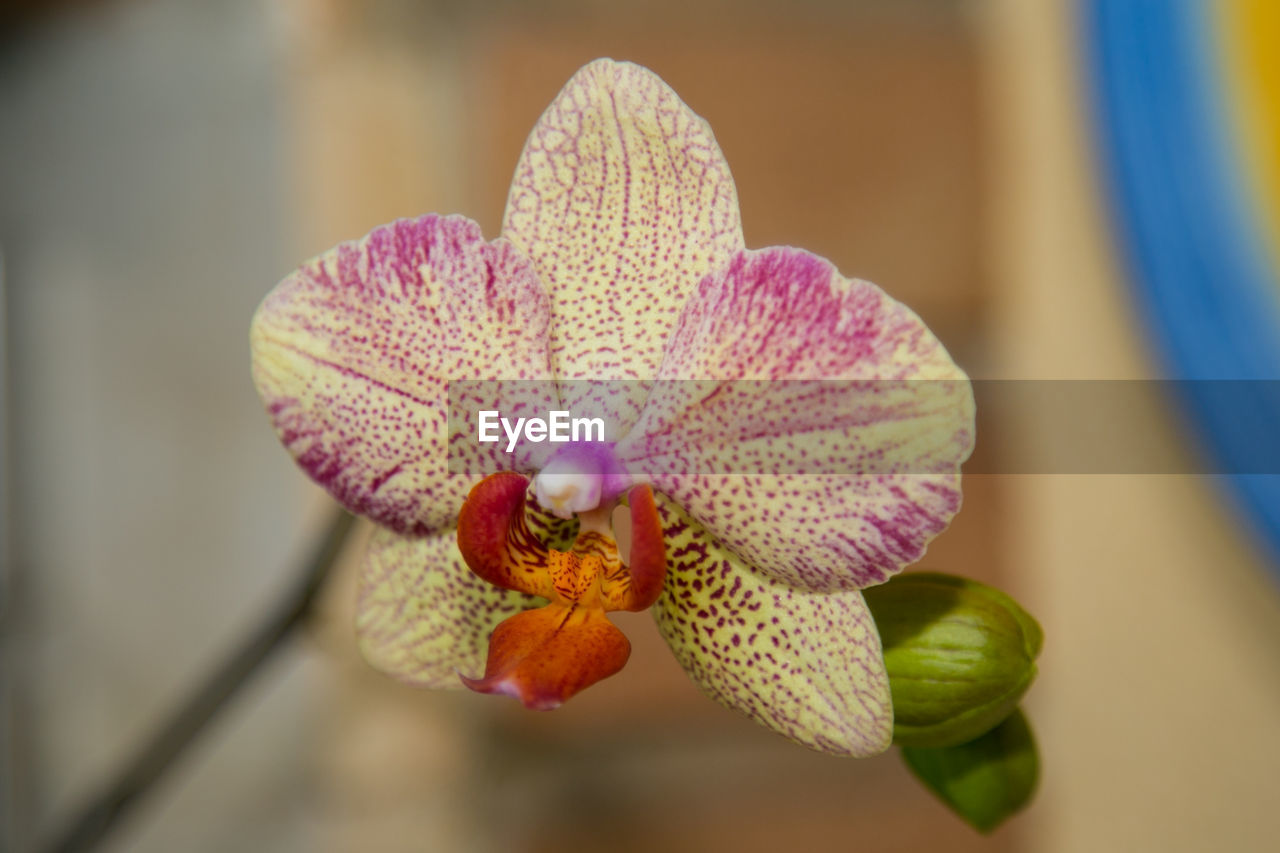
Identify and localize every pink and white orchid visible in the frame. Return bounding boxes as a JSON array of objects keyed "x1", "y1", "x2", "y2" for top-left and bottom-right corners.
[{"x1": 250, "y1": 59, "x2": 974, "y2": 757}]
